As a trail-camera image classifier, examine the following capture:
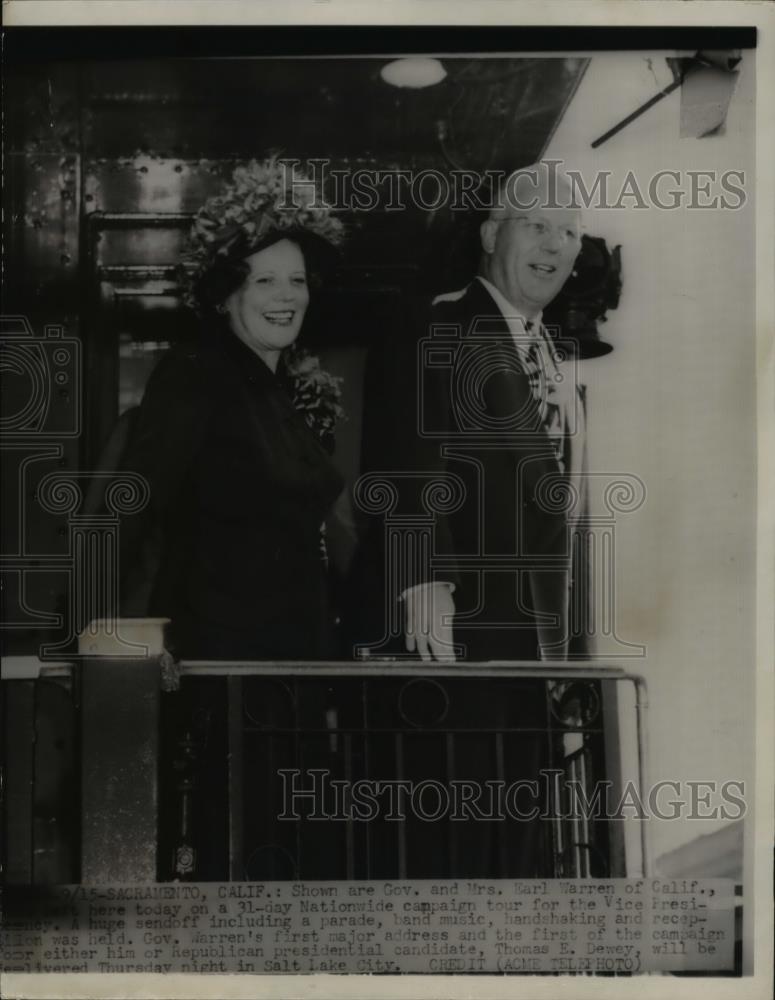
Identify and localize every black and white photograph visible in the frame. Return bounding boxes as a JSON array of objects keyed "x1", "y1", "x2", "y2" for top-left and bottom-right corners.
[{"x1": 1, "y1": 3, "x2": 773, "y2": 998}]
